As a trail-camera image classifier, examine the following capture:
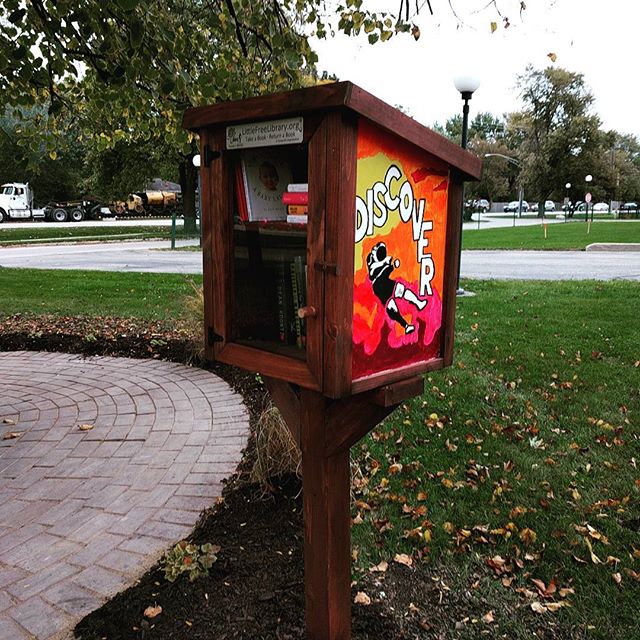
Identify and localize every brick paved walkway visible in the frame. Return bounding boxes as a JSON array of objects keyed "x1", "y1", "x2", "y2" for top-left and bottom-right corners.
[{"x1": 0, "y1": 352, "x2": 249, "y2": 640}]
